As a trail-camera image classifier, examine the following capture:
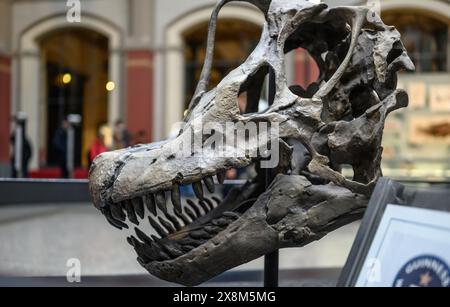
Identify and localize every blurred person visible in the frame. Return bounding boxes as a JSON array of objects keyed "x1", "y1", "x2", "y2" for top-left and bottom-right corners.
[
  {"x1": 100, "y1": 124, "x2": 113, "y2": 149},
  {"x1": 88, "y1": 130, "x2": 108, "y2": 168},
  {"x1": 133, "y1": 130, "x2": 147, "y2": 146},
  {"x1": 53, "y1": 119, "x2": 69, "y2": 178},
  {"x1": 10, "y1": 122, "x2": 32, "y2": 178},
  {"x1": 113, "y1": 119, "x2": 130, "y2": 149}
]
